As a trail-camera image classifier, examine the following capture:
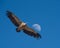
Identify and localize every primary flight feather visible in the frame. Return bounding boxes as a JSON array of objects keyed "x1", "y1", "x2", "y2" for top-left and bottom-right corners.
[{"x1": 6, "y1": 10, "x2": 41, "y2": 38}]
